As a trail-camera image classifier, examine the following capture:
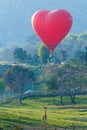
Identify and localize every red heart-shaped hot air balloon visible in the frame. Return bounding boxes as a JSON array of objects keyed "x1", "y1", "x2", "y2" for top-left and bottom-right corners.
[{"x1": 31, "y1": 9, "x2": 73, "y2": 52}]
